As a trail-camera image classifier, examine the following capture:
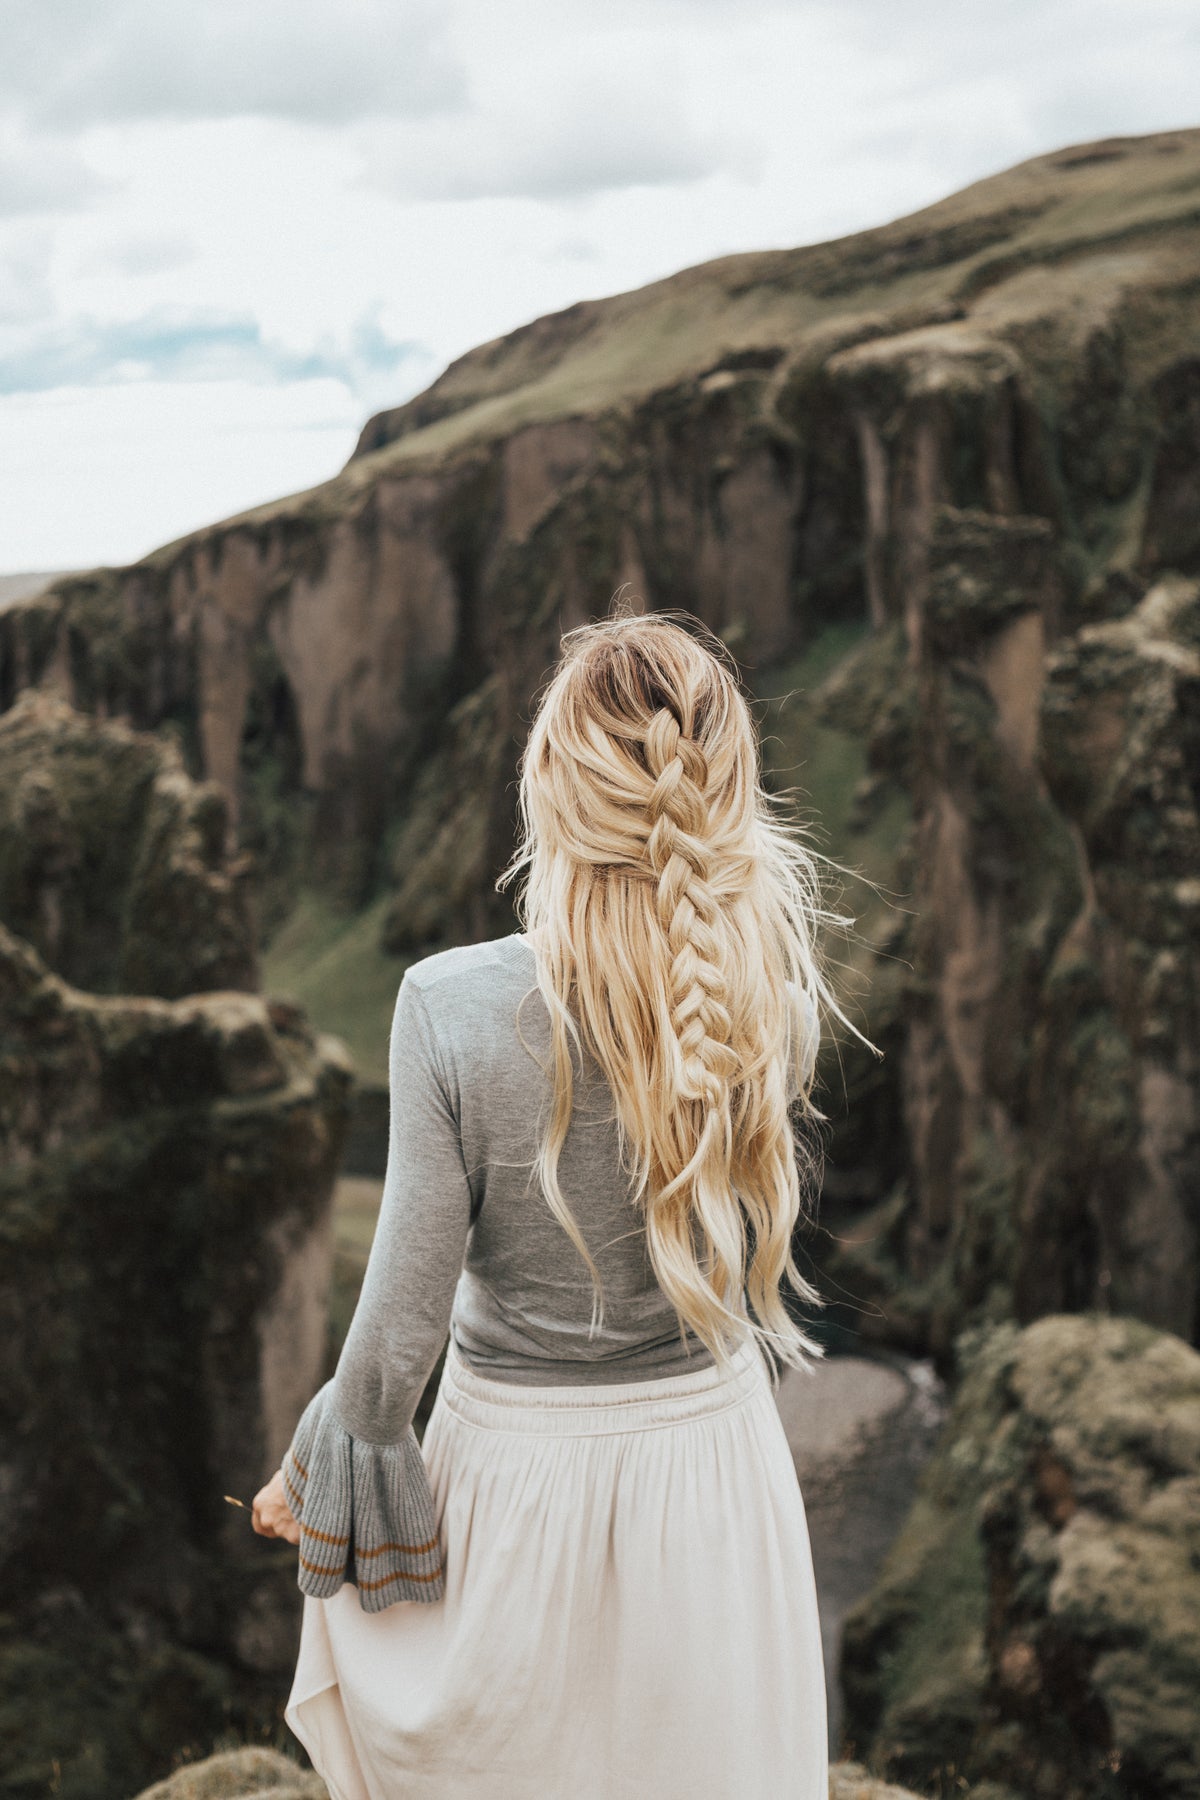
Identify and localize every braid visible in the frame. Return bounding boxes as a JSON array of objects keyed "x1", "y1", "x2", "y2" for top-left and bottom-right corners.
[{"x1": 643, "y1": 706, "x2": 739, "y2": 1107}]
